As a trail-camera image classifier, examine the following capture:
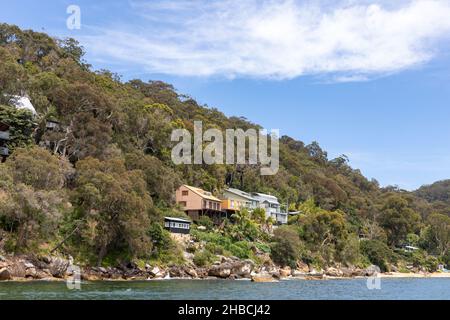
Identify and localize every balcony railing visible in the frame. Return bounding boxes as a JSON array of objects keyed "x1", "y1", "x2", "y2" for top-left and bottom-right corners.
[
  {"x1": 0, "y1": 131, "x2": 10, "y2": 140},
  {"x1": 270, "y1": 212, "x2": 288, "y2": 224}
]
